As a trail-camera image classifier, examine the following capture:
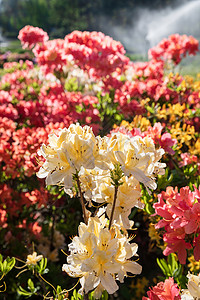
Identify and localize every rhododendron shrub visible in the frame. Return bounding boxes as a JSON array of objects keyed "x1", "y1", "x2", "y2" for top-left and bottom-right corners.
[{"x1": 0, "y1": 26, "x2": 200, "y2": 299}]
